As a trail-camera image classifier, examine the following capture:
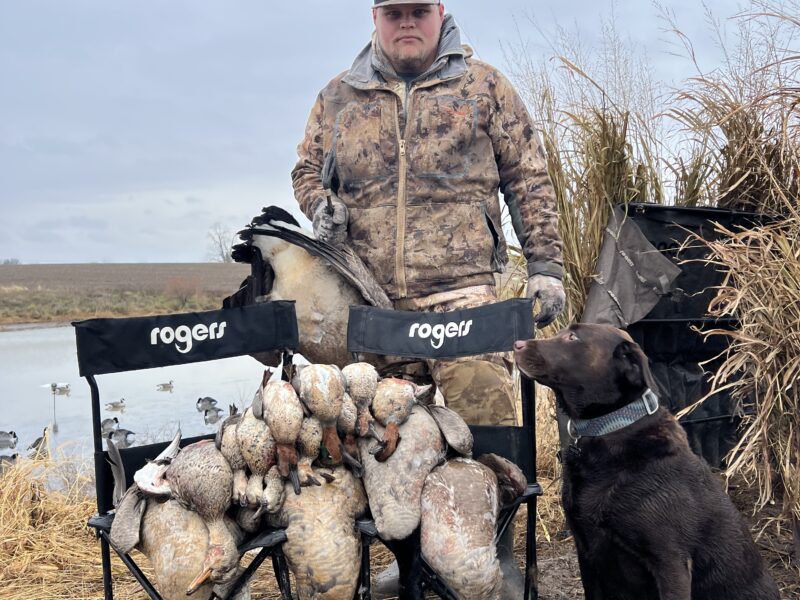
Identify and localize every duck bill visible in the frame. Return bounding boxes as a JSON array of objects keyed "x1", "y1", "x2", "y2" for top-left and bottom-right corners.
[{"x1": 186, "y1": 567, "x2": 212, "y2": 595}]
